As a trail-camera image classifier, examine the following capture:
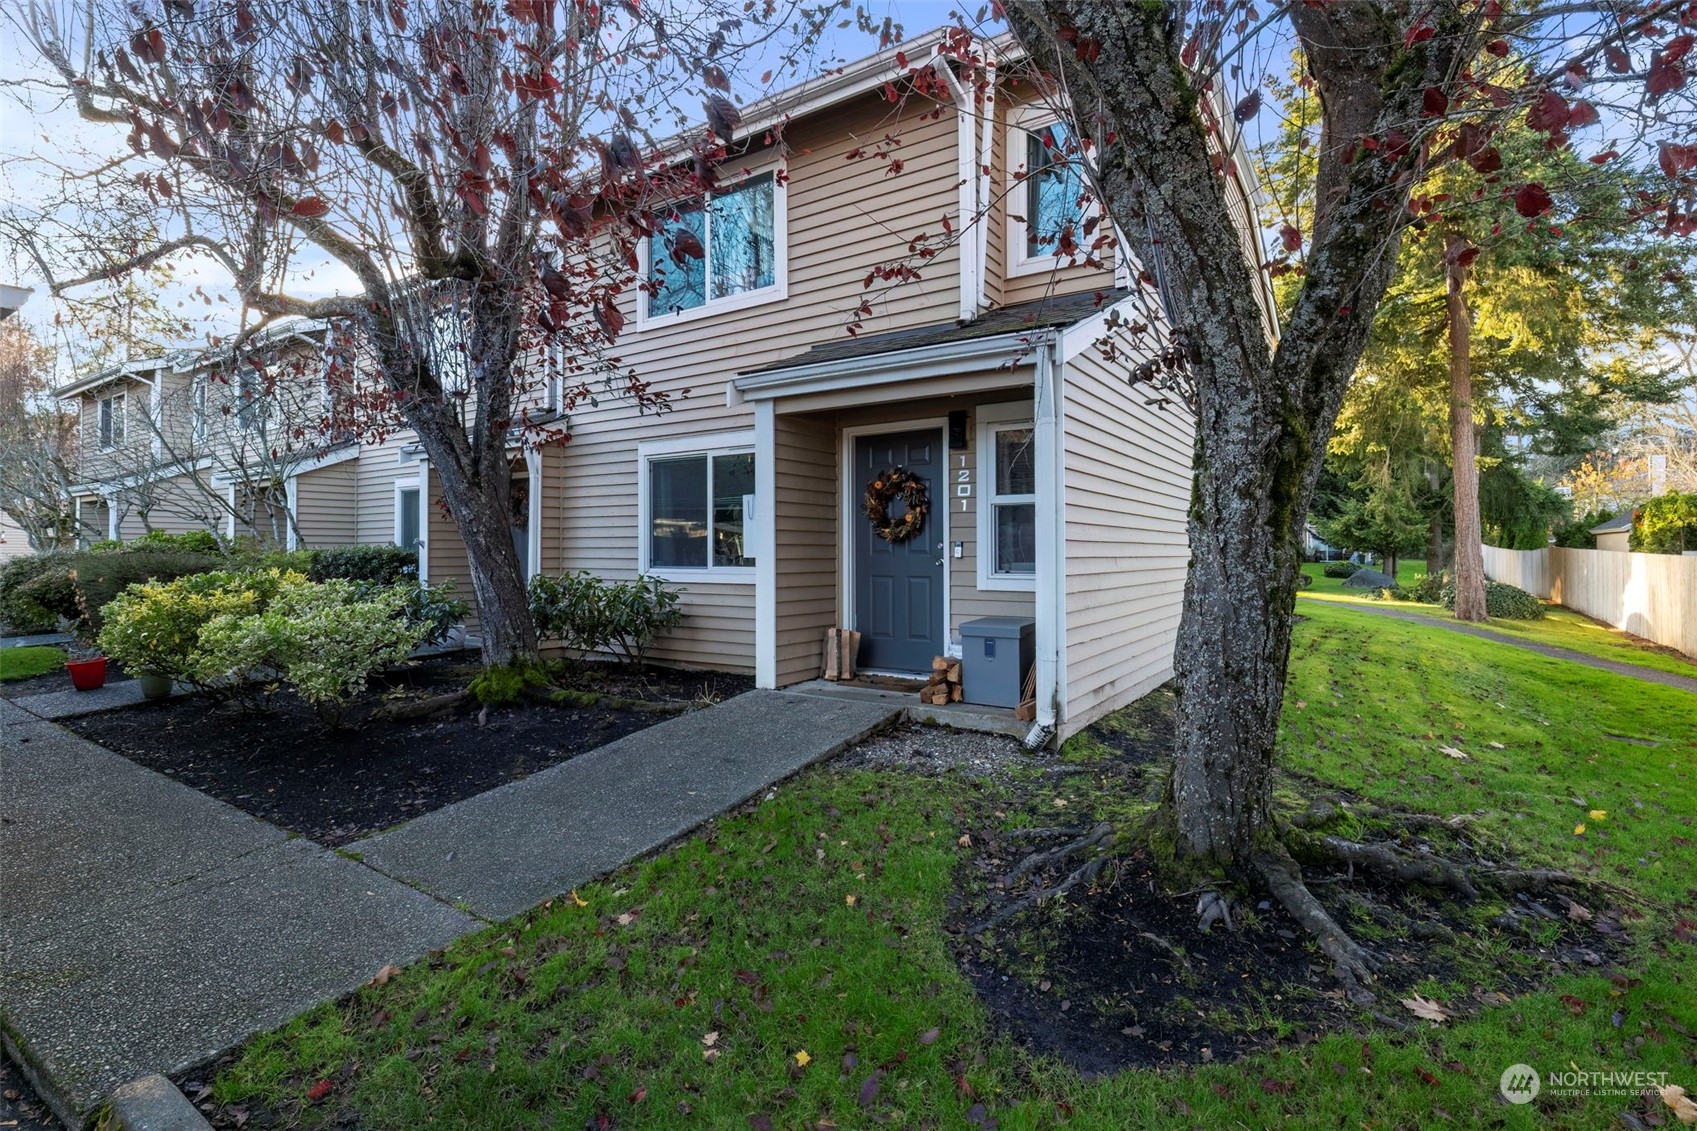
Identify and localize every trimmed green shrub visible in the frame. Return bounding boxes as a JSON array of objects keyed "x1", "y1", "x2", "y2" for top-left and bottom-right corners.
[
  {"x1": 308, "y1": 544, "x2": 418, "y2": 585},
  {"x1": 528, "y1": 571, "x2": 684, "y2": 666},
  {"x1": 375, "y1": 579, "x2": 467, "y2": 646},
  {"x1": 11, "y1": 550, "x2": 223, "y2": 630},
  {"x1": 1630, "y1": 492, "x2": 1697, "y2": 554},
  {"x1": 1322, "y1": 561, "x2": 1362, "y2": 578},
  {"x1": 1406, "y1": 571, "x2": 1446, "y2": 604},
  {"x1": 98, "y1": 570, "x2": 282, "y2": 681},
  {"x1": 1440, "y1": 579, "x2": 1545, "y2": 619},
  {"x1": 89, "y1": 530, "x2": 227, "y2": 556},
  {"x1": 0, "y1": 553, "x2": 71, "y2": 633}
]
